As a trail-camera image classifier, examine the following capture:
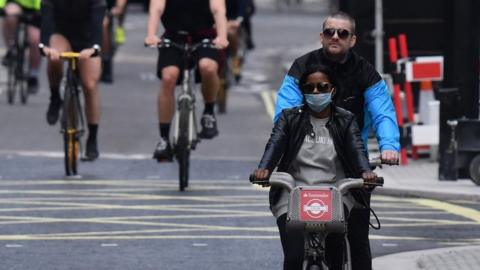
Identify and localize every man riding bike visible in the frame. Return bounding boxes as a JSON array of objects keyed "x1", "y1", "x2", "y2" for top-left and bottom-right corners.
[
  {"x1": 0, "y1": 0, "x2": 41, "y2": 93},
  {"x1": 39, "y1": 0, "x2": 105, "y2": 161},
  {"x1": 144, "y1": 0, "x2": 228, "y2": 162},
  {"x1": 274, "y1": 11, "x2": 400, "y2": 270}
]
